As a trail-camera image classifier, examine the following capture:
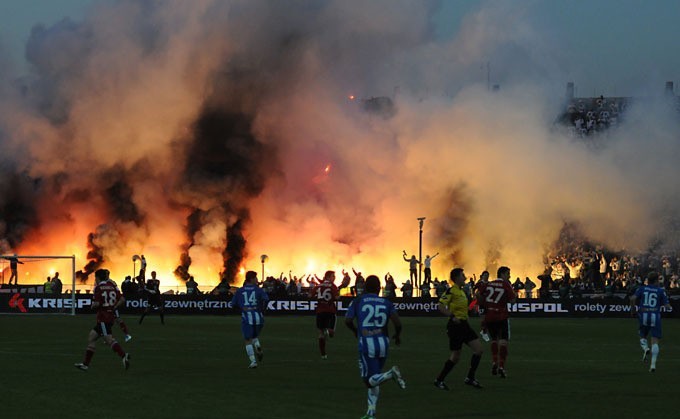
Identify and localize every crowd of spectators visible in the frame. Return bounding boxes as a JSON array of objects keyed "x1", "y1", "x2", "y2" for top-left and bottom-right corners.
[{"x1": 557, "y1": 96, "x2": 627, "y2": 138}]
